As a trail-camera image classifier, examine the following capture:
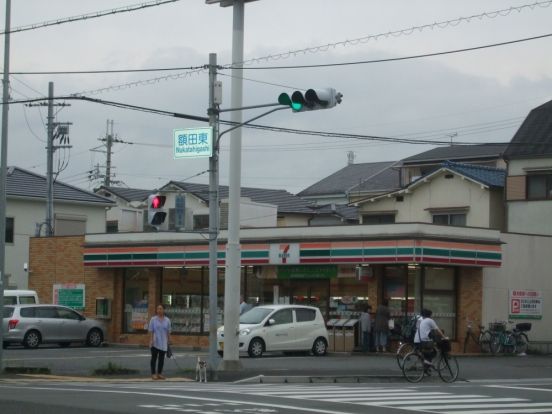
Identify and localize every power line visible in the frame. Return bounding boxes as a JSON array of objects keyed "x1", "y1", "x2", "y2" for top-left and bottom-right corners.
[
  {"x1": 10, "y1": 65, "x2": 206, "y2": 76},
  {"x1": 64, "y1": 0, "x2": 552, "y2": 95},
  {"x1": 228, "y1": 32, "x2": 552, "y2": 70},
  {"x1": 0, "y1": 94, "x2": 529, "y2": 147},
  {"x1": 1, "y1": 0, "x2": 183, "y2": 35}
]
